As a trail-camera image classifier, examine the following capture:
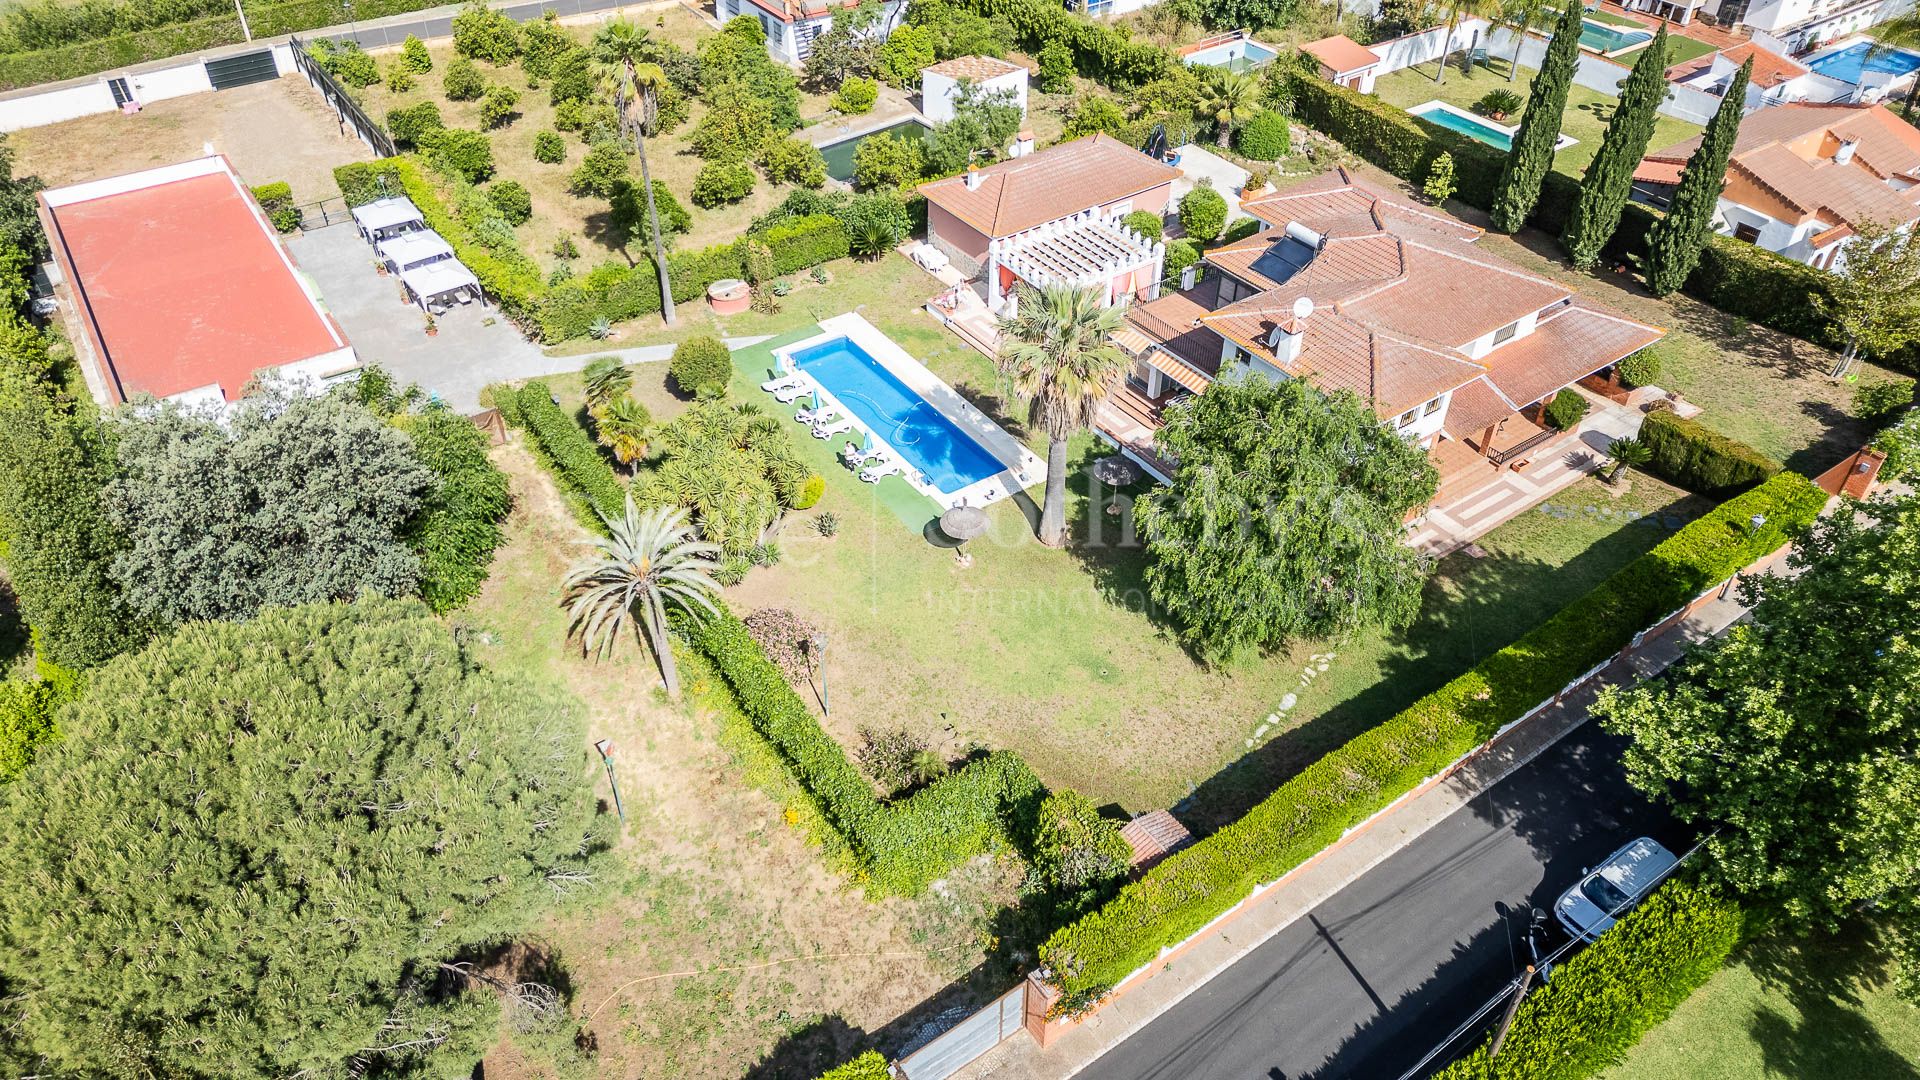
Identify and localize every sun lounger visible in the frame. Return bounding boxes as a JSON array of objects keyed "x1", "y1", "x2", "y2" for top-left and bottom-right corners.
[
  {"x1": 841, "y1": 444, "x2": 884, "y2": 468},
  {"x1": 813, "y1": 418, "x2": 855, "y2": 439},
  {"x1": 860, "y1": 458, "x2": 907, "y2": 483},
  {"x1": 761, "y1": 372, "x2": 805, "y2": 393},
  {"x1": 797, "y1": 404, "x2": 838, "y2": 424},
  {"x1": 774, "y1": 382, "x2": 812, "y2": 404}
]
